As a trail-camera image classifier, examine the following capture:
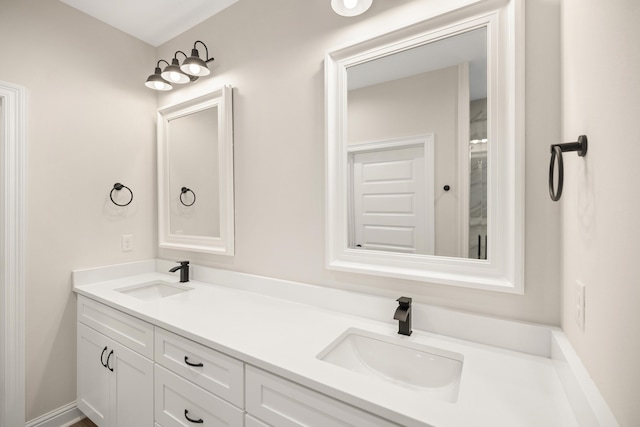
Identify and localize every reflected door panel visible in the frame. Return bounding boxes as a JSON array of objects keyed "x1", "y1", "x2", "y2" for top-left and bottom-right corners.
[{"x1": 350, "y1": 141, "x2": 435, "y2": 255}]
